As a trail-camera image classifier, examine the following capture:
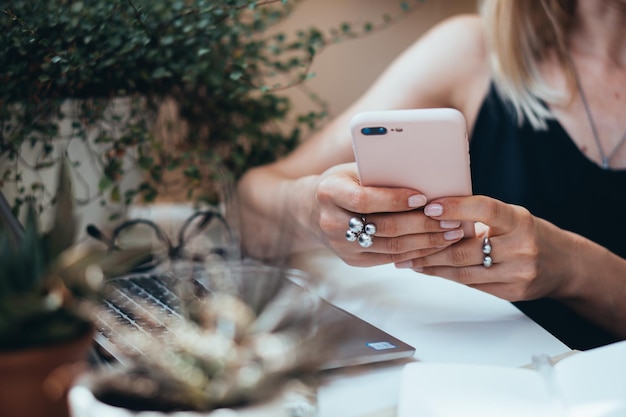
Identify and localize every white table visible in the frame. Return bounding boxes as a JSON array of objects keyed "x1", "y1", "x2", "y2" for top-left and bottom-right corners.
[
  {"x1": 290, "y1": 249, "x2": 571, "y2": 417},
  {"x1": 70, "y1": 249, "x2": 570, "y2": 417}
]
